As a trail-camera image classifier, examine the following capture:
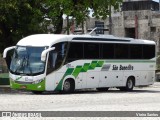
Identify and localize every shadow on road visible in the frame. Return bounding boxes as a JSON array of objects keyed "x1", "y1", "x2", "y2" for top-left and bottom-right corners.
[{"x1": 1, "y1": 87, "x2": 160, "y2": 95}]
